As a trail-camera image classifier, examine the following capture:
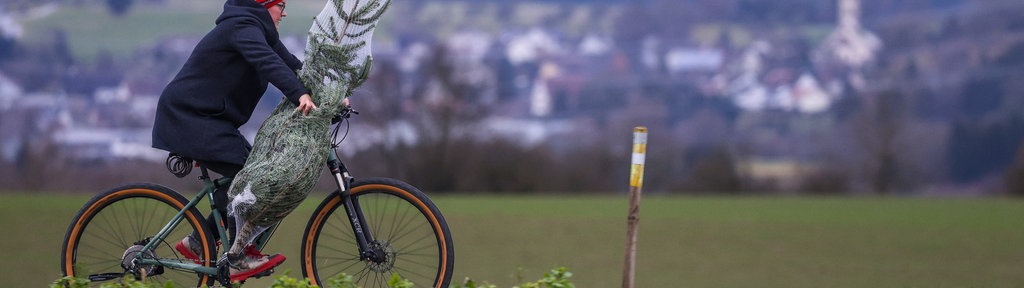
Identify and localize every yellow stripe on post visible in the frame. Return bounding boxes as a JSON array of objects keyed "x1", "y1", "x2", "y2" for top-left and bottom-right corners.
[{"x1": 629, "y1": 127, "x2": 648, "y2": 188}]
